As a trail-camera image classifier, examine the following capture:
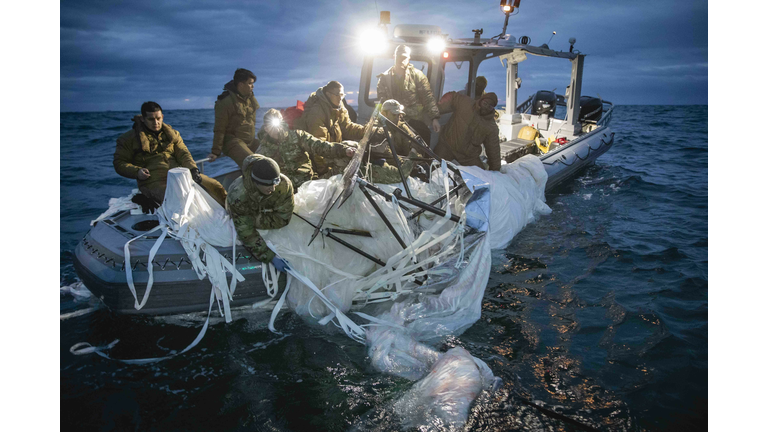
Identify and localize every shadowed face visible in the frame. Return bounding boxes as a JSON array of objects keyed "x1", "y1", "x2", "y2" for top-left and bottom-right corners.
[
  {"x1": 394, "y1": 51, "x2": 410, "y2": 74},
  {"x1": 255, "y1": 183, "x2": 275, "y2": 195},
  {"x1": 325, "y1": 86, "x2": 344, "y2": 109},
  {"x1": 142, "y1": 110, "x2": 163, "y2": 132},
  {"x1": 236, "y1": 78, "x2": 255, "y2": 96},
  {"x1": 478, "y1": 98, "x2": 495, "y2": 116}
]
